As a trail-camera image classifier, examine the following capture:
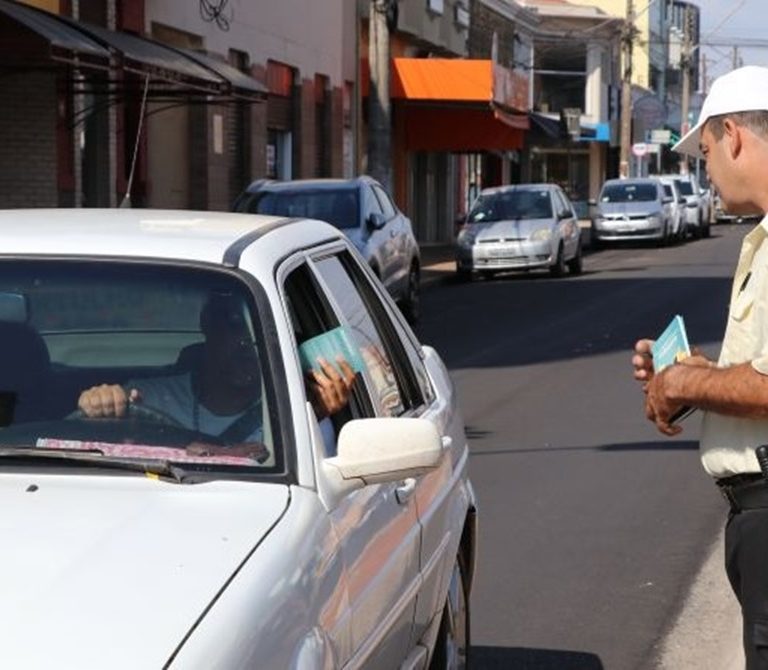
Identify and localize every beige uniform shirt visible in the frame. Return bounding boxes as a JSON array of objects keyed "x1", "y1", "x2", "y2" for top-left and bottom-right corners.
[{"x1": 700, "y1": 215, "x2": 768, "y2": 477}]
